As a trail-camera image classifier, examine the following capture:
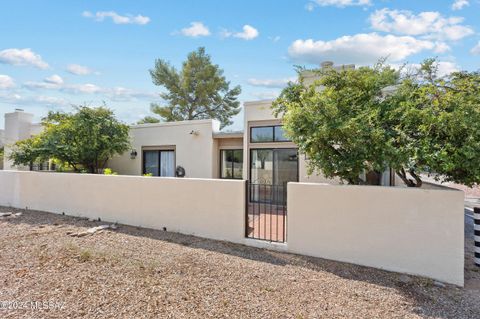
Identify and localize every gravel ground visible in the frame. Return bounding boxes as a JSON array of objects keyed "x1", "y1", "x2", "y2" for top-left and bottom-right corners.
[{"x1": 1, "y1": 207, "x2": 479, "y2": 319}]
